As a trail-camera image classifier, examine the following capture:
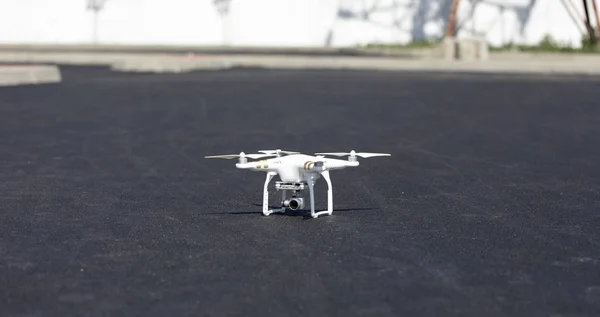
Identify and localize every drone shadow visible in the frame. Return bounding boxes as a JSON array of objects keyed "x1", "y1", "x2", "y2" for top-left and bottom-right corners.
[{"x1": 210, "y1": 203, "x2": 379, "y2": 220}]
